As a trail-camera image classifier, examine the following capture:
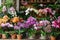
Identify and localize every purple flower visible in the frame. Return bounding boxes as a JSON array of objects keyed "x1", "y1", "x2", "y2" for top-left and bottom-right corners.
[
  {"x1": 1, "y1": 23, "x2": 13, "y2": 28},
  {"x1": 17, "y1": 22, "x2": 25, "y2": 28},
  {"x1": 1, "y1": 23, "x2": 6, "y2": 27},
  {"x1": 5, "y1": 23, "x2": 10, "y2": 26},
  {"x1": 14, "y1": 25, "x2": 20, "y2": 30},
  {"x1": 8, "y1": 24, "x2": 13, "y2": 27},
  {"x1": 26, "y1": 16, "x2": 37, "y2": 25},
  {"x1": 24, "y1": 23, "x2": 30, "y2": 28},
  {"x1": 27, "y1": 16, "x2": 36, "y2": 21}
]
